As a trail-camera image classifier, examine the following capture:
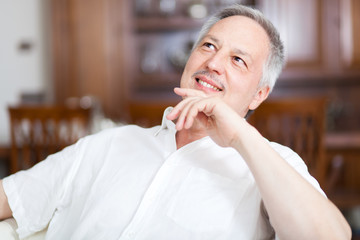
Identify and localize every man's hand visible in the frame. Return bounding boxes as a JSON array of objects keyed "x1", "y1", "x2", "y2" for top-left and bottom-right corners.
[{"x1": 166, "y1": 87, "x2": 250, "y2": 148}]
